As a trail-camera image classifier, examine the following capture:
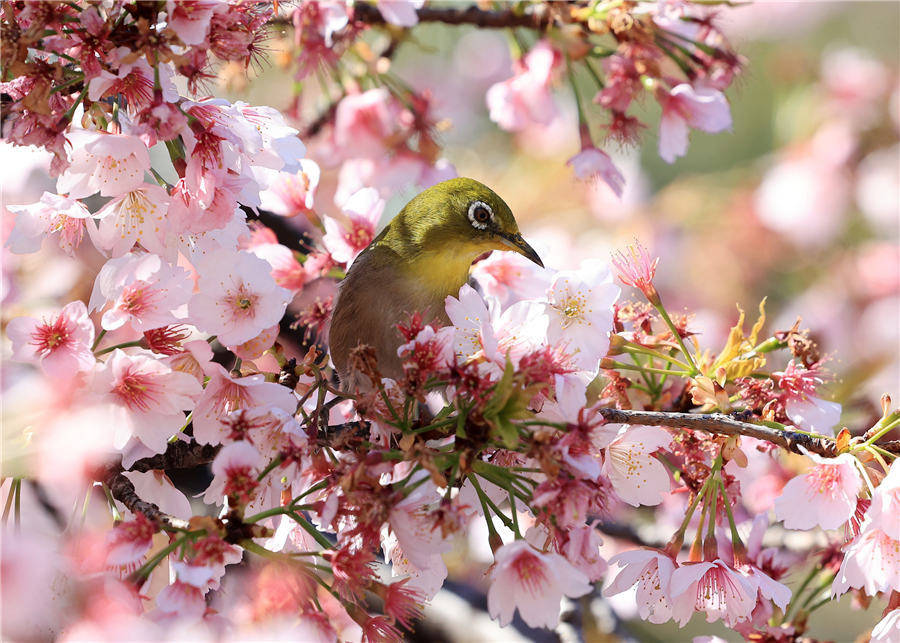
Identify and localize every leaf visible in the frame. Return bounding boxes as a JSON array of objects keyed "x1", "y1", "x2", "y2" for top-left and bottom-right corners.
[{"x1": 712, "y1": 298, "x2": 768, "y2": 380}]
